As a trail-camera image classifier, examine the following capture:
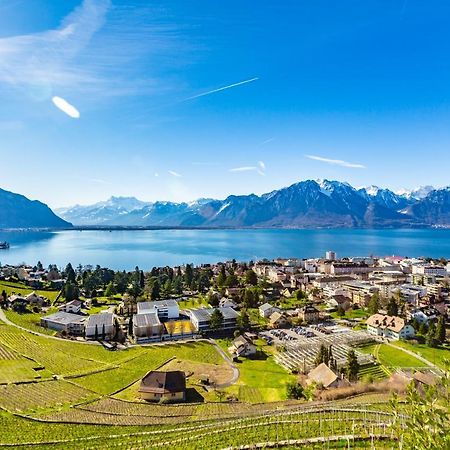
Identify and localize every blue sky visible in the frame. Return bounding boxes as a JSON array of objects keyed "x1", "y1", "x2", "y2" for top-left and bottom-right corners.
[{"x1": 1, "y1": 0, "x2": 450, "y2": 207}]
